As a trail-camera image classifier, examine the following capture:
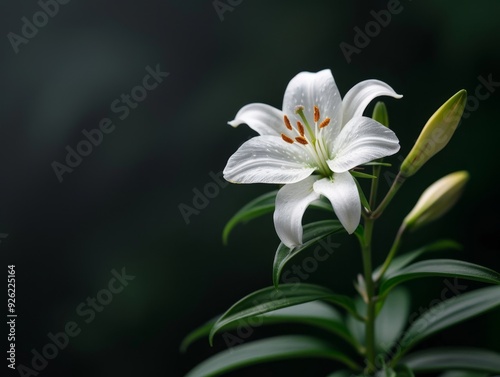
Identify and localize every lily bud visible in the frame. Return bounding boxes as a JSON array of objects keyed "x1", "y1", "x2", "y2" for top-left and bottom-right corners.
[
  {"x1": 372, "y1": 101, "x2": 389, "y2": 127},
  {"x1": 403, "y1": 171, "x2": 469, "y2": 230},
  {"x1": 400, "y1": 90, "x2": 467, "y2": 177}
]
